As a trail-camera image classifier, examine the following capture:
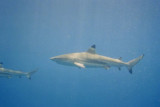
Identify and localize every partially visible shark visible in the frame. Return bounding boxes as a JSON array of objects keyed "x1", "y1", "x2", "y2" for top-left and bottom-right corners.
[
  {"x1": 50, "y1": 45, "x2": 144, "y2": 74},
  {"x1": 0, "y1": 62, "x2": 37, "y2": 79}
]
